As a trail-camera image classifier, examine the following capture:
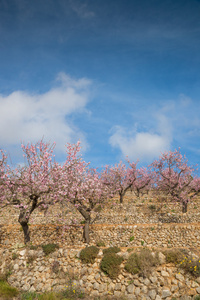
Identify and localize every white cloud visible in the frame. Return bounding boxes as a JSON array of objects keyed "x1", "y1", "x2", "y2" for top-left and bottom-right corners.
[
  {"x1": 0, "y1": 73, "x2": 91, "y2": 152},
  {"x1": 69, "y1": 0, "x2": 95, "y2": 19},
  {"x1": 109, "y1": 114, "x2": 172, "y2": 162}
]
